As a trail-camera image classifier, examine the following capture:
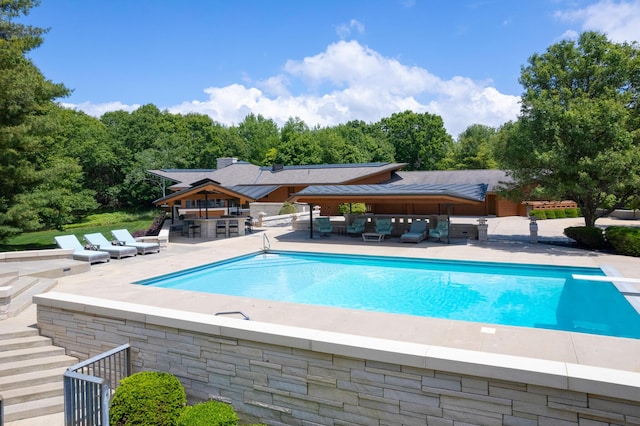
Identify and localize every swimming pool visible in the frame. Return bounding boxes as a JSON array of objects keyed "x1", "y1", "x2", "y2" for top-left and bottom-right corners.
[{"x1": 136, "y1": 251, "x2": 640, "y2": 339}]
